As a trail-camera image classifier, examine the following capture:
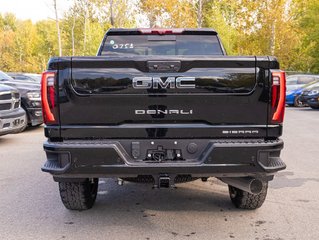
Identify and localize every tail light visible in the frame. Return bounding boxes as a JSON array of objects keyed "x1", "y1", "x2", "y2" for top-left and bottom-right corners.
[
  {"x1": 271, "y1": 71, "x2": 286, "y2": 123},
  {"x1": 41, "y1": 71, "x2": 57, "y2": 124},
  {"x1": 138, "y1": 28, "x2": 184, "y2": 35}
]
